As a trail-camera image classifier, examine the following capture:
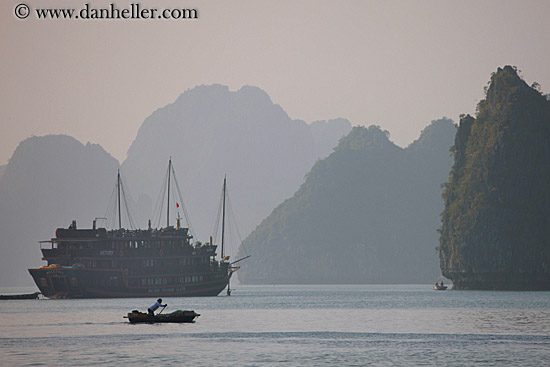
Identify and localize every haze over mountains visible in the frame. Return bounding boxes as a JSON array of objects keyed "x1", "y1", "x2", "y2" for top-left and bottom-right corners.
[
  {"x1": 0, "y1": 136, "x2": 119, "y2": 286},
  {"x1": 0, "y1": 85, "x2": 350, "y2": 286},
  {"x1": 122, "y1": 85, "x2": 351, "y2": 240},
  {"x1": 1, "y1": 82, "x2": 468, "y2": 287},
  {"x1": 237, "y1": 119, "x2": 456, "y2": 284}
]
